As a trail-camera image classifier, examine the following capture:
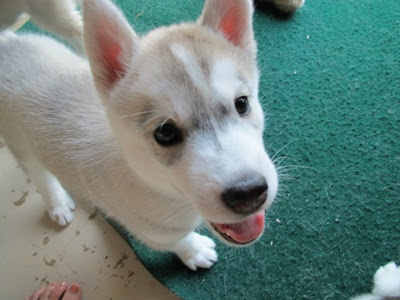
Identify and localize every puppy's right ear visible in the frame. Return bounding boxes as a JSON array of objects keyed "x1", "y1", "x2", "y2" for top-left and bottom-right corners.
[
  {"x1": 83, "y1": 0, "x2": 140, "y2": 99},
  {"x1": 199, "y1": 0, "x2": 256, "y2": 57}
]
